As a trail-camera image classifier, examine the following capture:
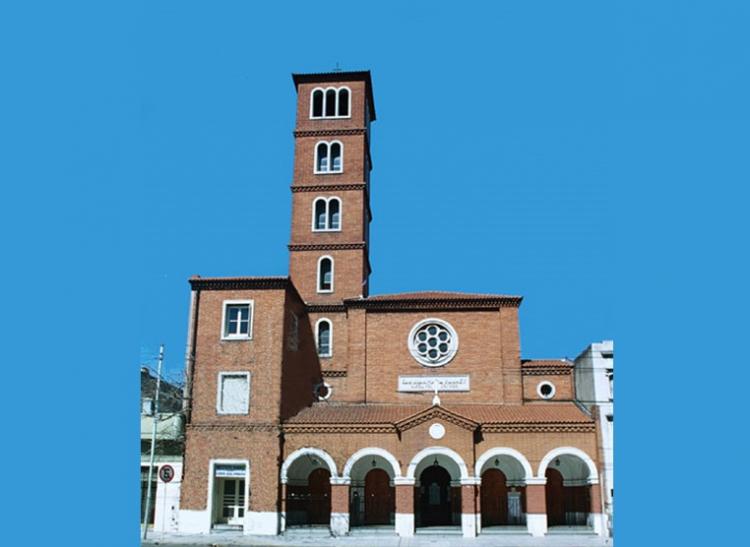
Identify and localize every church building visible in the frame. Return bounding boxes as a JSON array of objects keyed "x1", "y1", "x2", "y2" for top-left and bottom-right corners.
[{"x1": 177, "y1": 70, "x2": 607, "y2": 538}]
